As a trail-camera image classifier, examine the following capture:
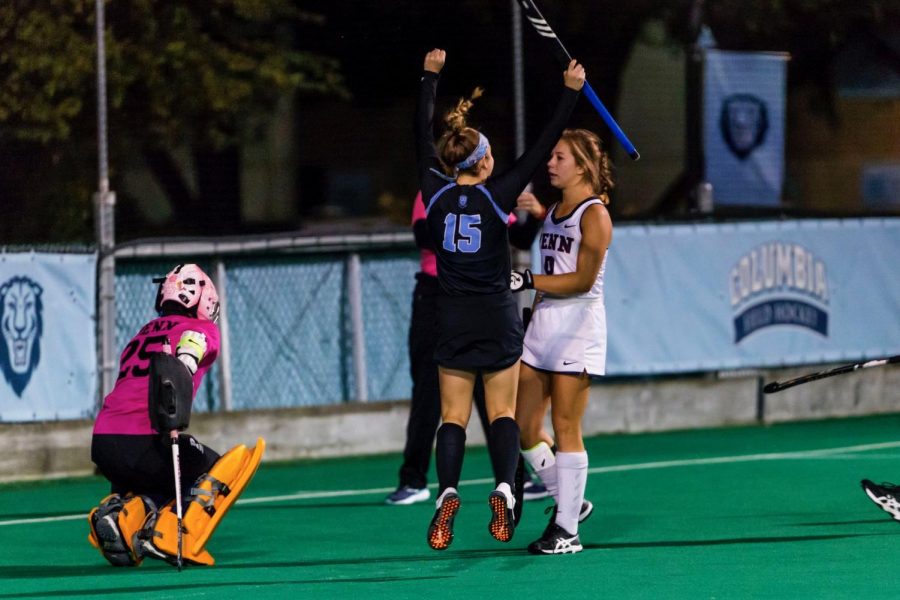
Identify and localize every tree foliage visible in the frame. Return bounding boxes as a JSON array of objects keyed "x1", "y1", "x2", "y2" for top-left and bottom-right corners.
[
  {"x1": 1, "y1": 0, "x2": 345, "y2": 147},
  {"x1": 0, "y1": 1, "x2": 94, "y2": 143},
  {"x1": 0, "y1": 0, "x2": 346, "y2": 242},
  {"x1": 663, "y1": 0, "x2": 900, "y2": 94},
  {"x1": 1, "y1": 0, "x2": 894, "y2": 242}
]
